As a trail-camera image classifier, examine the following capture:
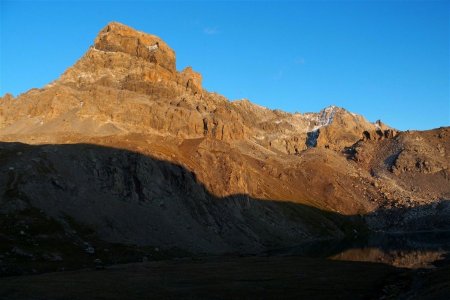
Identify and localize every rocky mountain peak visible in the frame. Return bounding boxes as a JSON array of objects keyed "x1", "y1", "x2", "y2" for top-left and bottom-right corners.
[
  {"x1": 94, "y1": 22, "x2": 176, "y2": 72},
  {"x1": 55, "y1": 22, "x2": 202, "y2": 99},
  {"x1": 1, "y1": 22, "x2": 394, "y2": 149}
]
